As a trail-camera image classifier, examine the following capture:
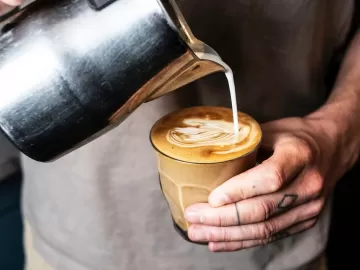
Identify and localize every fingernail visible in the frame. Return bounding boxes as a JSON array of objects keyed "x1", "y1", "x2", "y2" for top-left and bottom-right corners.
[
  {"x1": 209, "y1": 192, "x2": 229, "y2": 207},
  {"x1": 184, "y1": 210, "x2": 204, "y2": 224}
]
